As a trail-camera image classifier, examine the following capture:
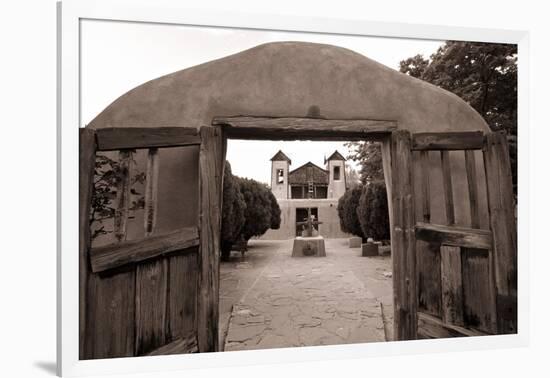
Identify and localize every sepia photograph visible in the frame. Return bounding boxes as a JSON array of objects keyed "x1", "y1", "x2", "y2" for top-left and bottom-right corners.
[{"x1": 76, "y1": 12, "x2": 517, "y2": 363}]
